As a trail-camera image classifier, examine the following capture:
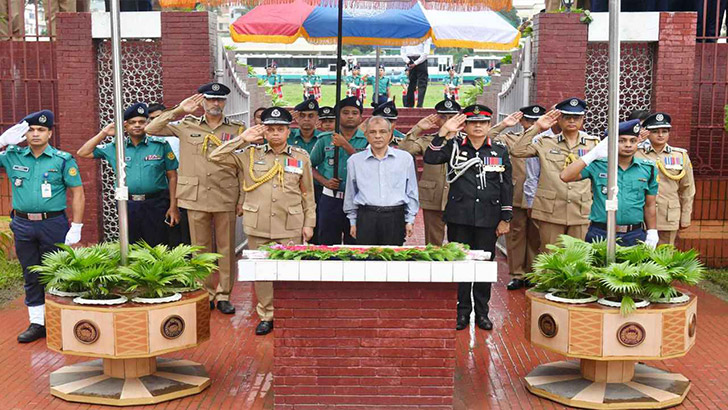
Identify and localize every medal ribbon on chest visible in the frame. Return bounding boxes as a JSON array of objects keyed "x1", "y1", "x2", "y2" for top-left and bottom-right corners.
[{"x1": 656, "y1": 151, "x2": 687, "y2": 181}]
